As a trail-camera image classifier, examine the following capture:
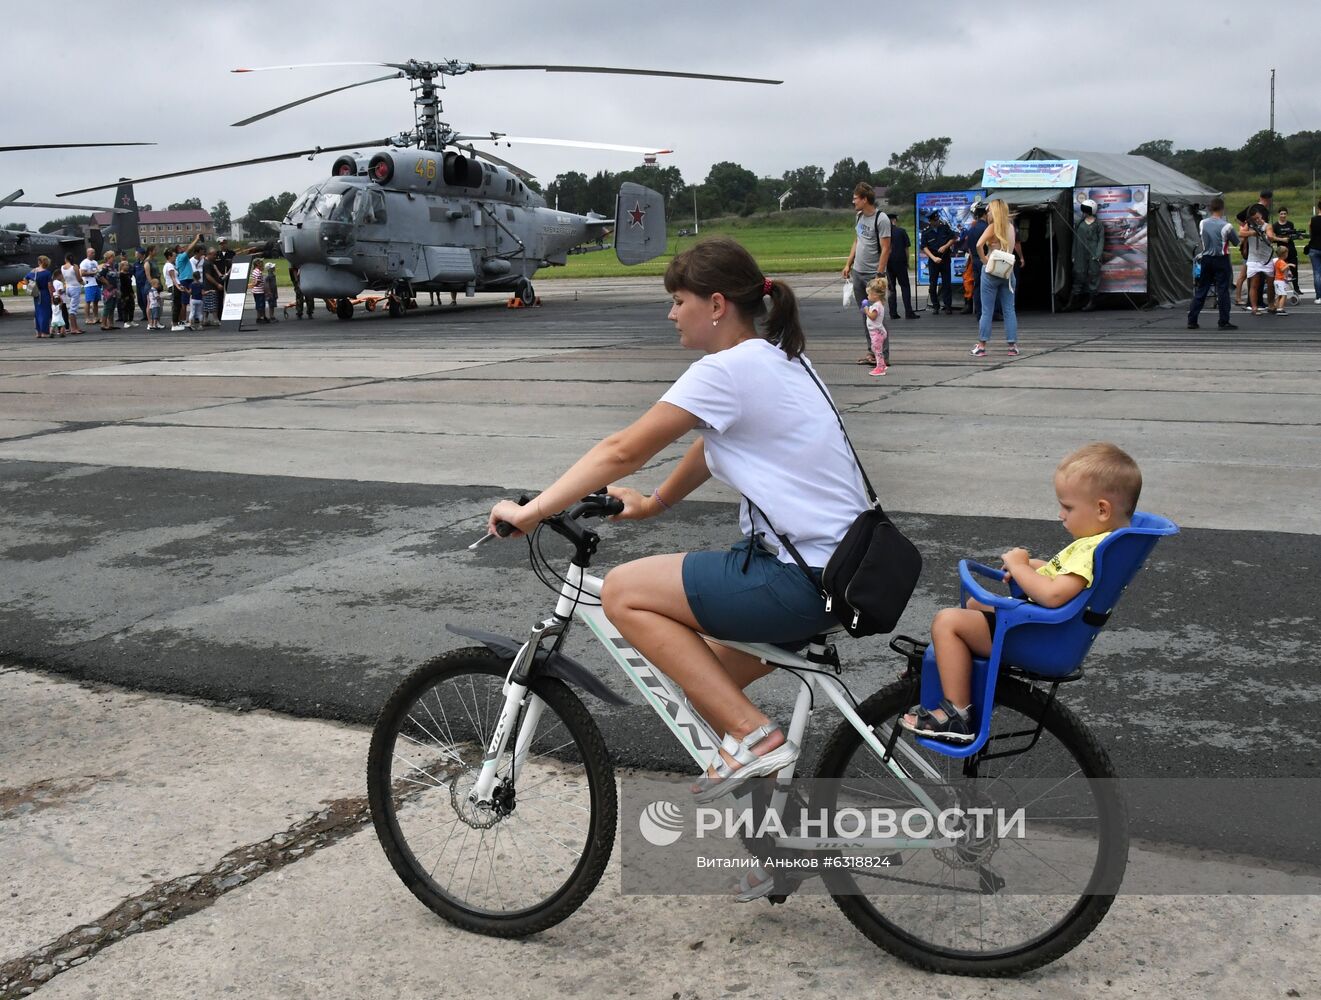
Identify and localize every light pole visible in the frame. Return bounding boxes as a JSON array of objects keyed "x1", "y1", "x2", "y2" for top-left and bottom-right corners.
[{"x1": 692, "y1": 186, "x2": 699, "y2": 235}]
